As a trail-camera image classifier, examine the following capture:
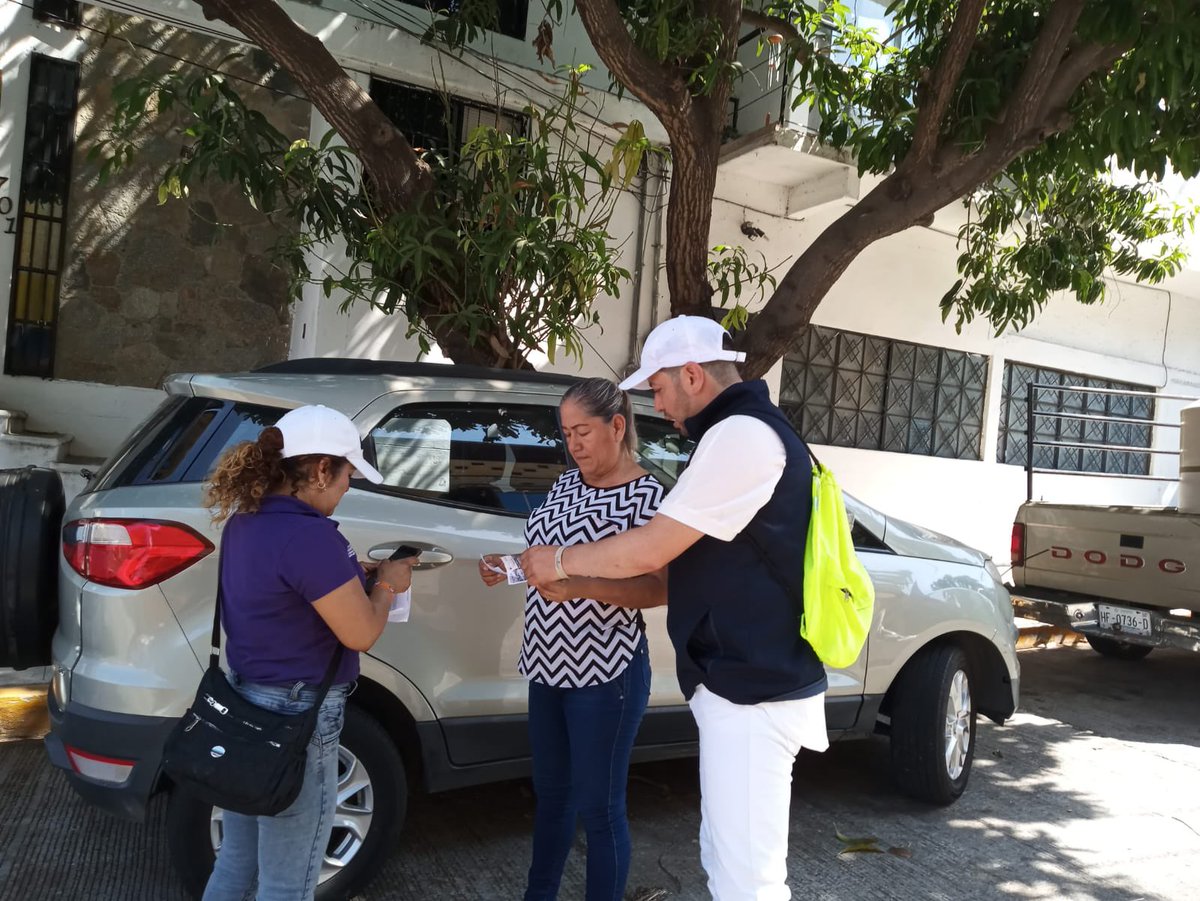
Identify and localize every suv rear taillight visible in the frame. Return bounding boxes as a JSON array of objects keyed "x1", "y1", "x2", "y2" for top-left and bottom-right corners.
[
  {"x1": 62, "y1": 519, "x2": 213, "y2": 589},
  {"x1": 1011, "y1": 523, "x2": 1025, "y2": 568}
]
